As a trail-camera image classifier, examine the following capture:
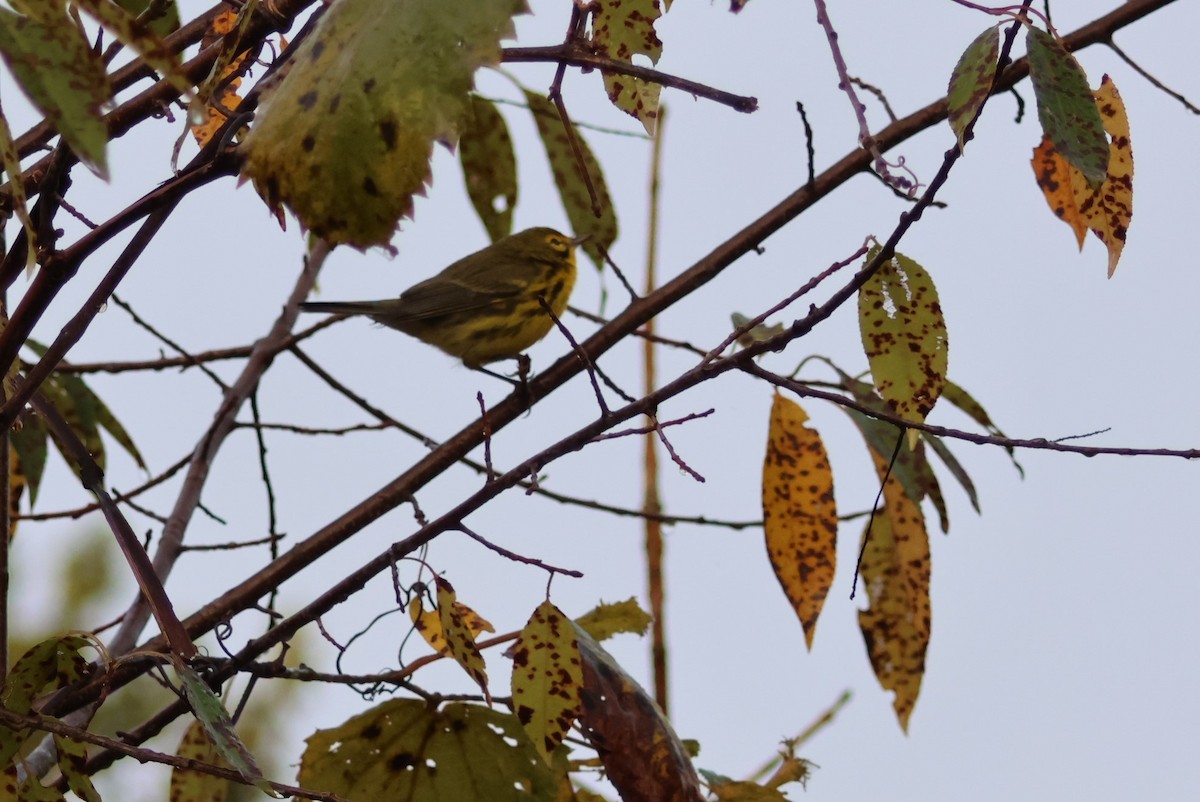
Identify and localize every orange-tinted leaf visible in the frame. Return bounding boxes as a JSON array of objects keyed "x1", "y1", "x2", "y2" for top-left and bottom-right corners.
[
  {"x1": 1031, "y1": 135, "x2": 1087, "y2": 247},
  {"x1": 574, "y1": 626, "x2": 703, "y2": 802},
  {"x1": 858, "y1": 449, "x2": 931, "y2": 732},
  {"x1": 762, "y1": 392, "x2": 837, "y2": 649},
  {"x1": 858, "y1": 247, "x2": 949, "y2": 437},
  {"x1": 434, "y1": 577, "x2": 490, "y2": 701},
  {"x1": 511, "y1": 601, "x2": 583, "y2": 766}
]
